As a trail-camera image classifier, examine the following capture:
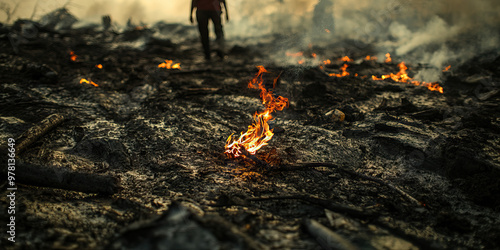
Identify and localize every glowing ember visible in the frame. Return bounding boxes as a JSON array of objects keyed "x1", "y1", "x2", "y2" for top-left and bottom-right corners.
[
  {"x1": 385, "y1": 53, "x2": 392, "y2": 63},
  {"x1": 286, "y1": 52, "x2": 304, "y2": 57},
  {"x1": 96, "y1": 64, "x2": 103, "y2": 69},
  {"x1": 329, "y1": 64, "x2": 350, "y2": 77},
  {"x1": 443, "y1": 65, "x2": 451, "y2": 72},
  {"x1": 225, "y1": 66, "x2": 289, "y2": 158},
  {"x1": 340, "y1": 56, "x2": 353, "y2": 62},
  {"x1": 372, "y1": 62, "x2": 444, "y2": 93},
  {"x1": 298, "y1": 59, "x2": 305, "y2": 64},
  {"x1": 311, "y1": 53, "x2": 317, "y2": 58},
  {"x1": 325, "y1": 29, "x2": 331, "y2": 33},
  {"x1": 323, "y1": 59, "x2": 332, "y2": 65},
  {"x1": 365, "y1": 55, "x2": 377, "y2": 61},
  {"x1": 69, "y1": 51, "x2": 77, "y2": 61},
  {"x1": 80, "y1": 78, "x2": 98, "y2": 87},
  {"x1": 158, "y1": 60, "x2": 181, "y2": 70}
]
